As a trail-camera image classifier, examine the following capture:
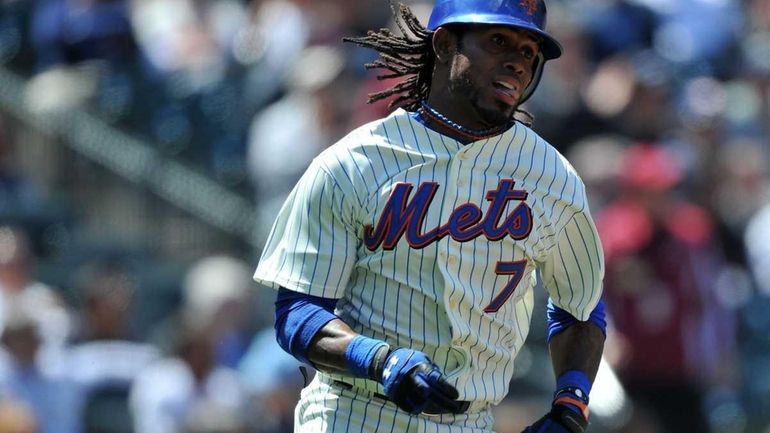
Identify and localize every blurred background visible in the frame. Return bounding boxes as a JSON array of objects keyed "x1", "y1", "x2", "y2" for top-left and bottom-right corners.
[{"x1": 0, "y1": 0, "x2": 767, "y2": 432}]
